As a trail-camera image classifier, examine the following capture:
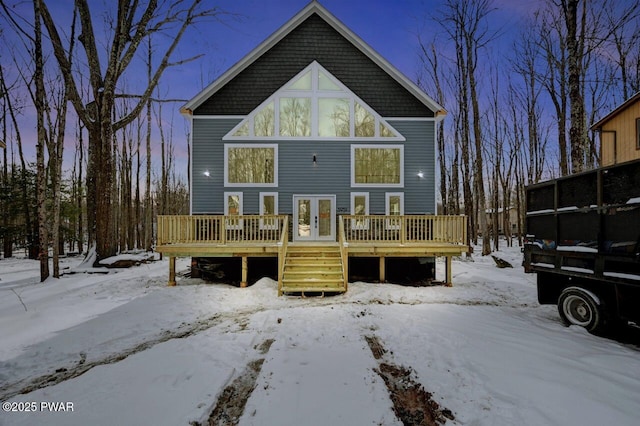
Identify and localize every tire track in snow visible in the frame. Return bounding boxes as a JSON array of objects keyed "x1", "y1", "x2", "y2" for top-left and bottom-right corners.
[
  {"x1": 0, "y1": 307, "x2": 266, "y2": 401},
  {"x1": 365, "y1": 334, "x2": 455, "y2": 426},
  {"x1": 194, "y1": 338, "x2": 275, "y2": 426}
]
